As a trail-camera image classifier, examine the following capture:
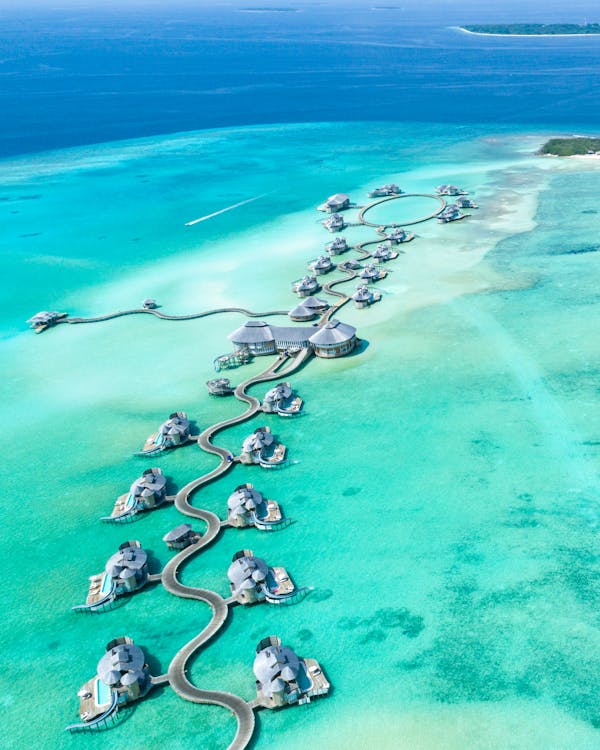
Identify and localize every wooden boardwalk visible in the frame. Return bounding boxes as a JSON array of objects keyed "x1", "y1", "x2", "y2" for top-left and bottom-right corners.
[
  {"x1": 357, "y1": 192, "x2": 446, "y2": 227},
  {"x1": 156, "y1": 348, "x2": 312, "y2": 750},
  {"x1": 57, "y1": 306, "x2": 288, "y2": 326}
]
